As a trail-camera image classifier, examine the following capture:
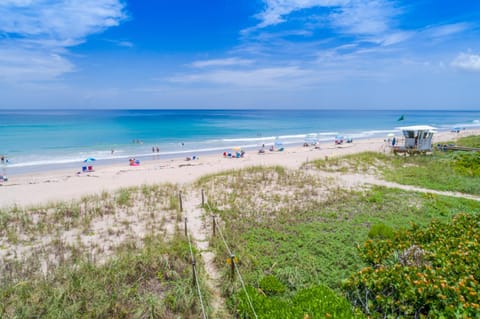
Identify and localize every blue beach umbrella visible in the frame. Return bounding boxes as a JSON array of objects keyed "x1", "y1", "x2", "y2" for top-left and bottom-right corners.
[{"x1": 84, "y1": 157, "x2": 96, "y2": 163}]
